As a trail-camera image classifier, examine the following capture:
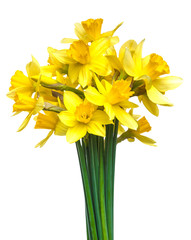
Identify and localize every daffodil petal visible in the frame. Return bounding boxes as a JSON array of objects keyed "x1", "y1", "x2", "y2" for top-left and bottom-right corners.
[
  {"x1": 123, "y1": 48, "x2": 136, "y2": 76},
  {"x1": 64, "y1": 91, "x2": 83, "y2": 112},
  {"x1": 104, "y1": 103, "x2": 115, "y2": 120},
  {"x1": 78, "y1": 65, "x2": 93, "y2": 88},
  {"x1": 106, "y1": 55, "x2": 122, "y2": 71},
  {"x1": 54, "y1": 120, "x2": 68, "y2": 136},
  {"x1": 85, "y1": 87, "x2": 105, "y2": 106},
  {"x1": 90, "y1": 38, "x2": 111, "y2": 56},
  {"x1": 112, "y1": 105, "x2": 138, "y2": 130},
  {"x1": 35, "y1": 130, "x2": 54, "y2": 148},
  {"x1": 93, "y1": 74, "x2": 106, "y2": 95},
  {"x1": 53, "y1": 50, "x2": 76, "y2": 64},
  {"x1": 68, "y1": 63, "x2": 81, "y2": 84},
  {"x1": 133, "y1": 39, "x2": 145, "y2": 72},
  {"x1": 153, "y1": 76, "x2": 183, "y2": 92},
  {"x1": 17, "y1": 111, "x2": 33, "y2": 132},
  {"x1": 61, "y1": 38, "x2": 76, "y2": 44},
  {"x1": 66, "y1": 123, "x2": 87, "y2": 143},
  {"x1": 90, "y1": 56, "x2": 112, "y2": 76},
  {"x1": 119, "y1": 40, "x2": 137, "y2": 62},
  {"x1": 26, "y1": 56, "x2": 41, "y2": 77},
  {"x1": 147, "y1": 85, "x2": 173, "y2": 106},
  {"x1": 74, "y1": 23, "x2": 91, "y2": 43},
  {"x1": 33, "y1": 97, "x2": 44, "y2": 115},
  {"x1": 87, "y1": 121, "x2": 105, "y2": 137},
  {"x1": 102, "y1": 80, "x2": 112, "y2": 93},
  {"x1": 58, "y1": 111, "x2": 77, "y2": 127},
  {"x1": 91, "y1": 110, "x2": 112, "y2": 124},
  {"x1": 119, "y1": 100, "x2": 139, "y2": 109},
  {"x1": 139, "y1": 94, "x2": 159, "y2": 116},
  {"x1": 133, "y1": 132, "x2": 156, "y2": 146}
]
